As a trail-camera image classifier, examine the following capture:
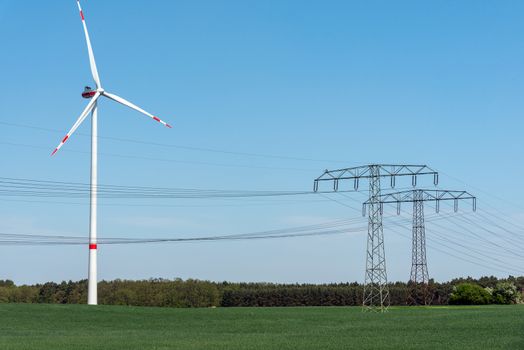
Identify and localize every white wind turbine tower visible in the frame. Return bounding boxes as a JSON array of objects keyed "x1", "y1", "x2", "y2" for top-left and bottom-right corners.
[{"x1": 52, "y1": 1, "x2": 172, "y2": 305}]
